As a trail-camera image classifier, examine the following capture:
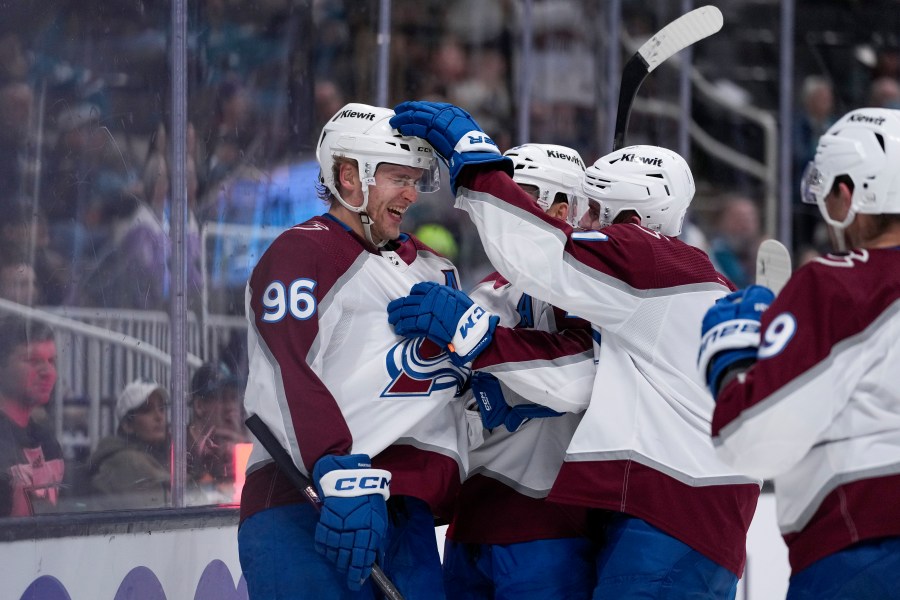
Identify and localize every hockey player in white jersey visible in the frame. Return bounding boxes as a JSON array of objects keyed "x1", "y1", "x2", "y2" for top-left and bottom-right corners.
[
  {"x1": 388, "y1": 101, "x2": 760, "y2": 600},
  {"x1": 436, "y1": 144, "x2": 597, "y2": 599},
  {"x1": 238, "y1": 103, "x2": 471, "y2": 599},
  {"x1": 699, "y1": 107, "x2": 900, "y2": 599}
]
